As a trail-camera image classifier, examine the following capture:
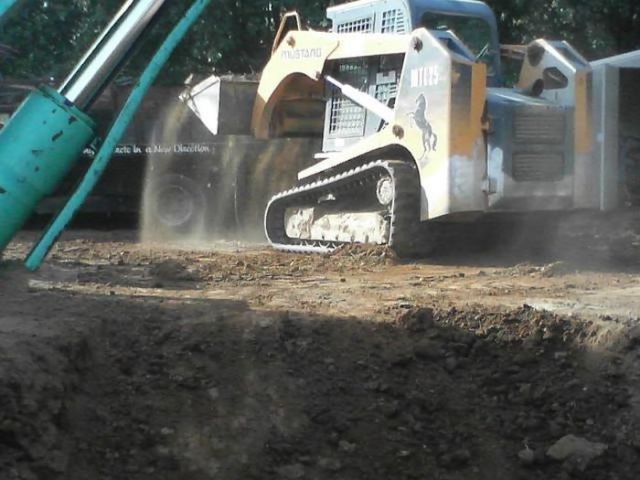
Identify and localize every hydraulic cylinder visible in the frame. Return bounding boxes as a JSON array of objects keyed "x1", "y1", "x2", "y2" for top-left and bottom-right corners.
[{"x1": 0, "y1": 0, "x2": 166, "y2": 252}]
